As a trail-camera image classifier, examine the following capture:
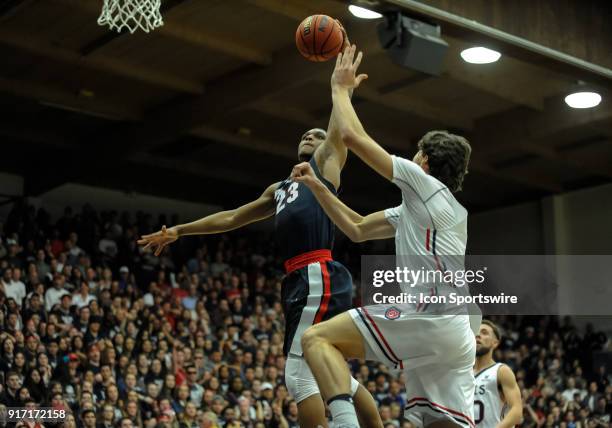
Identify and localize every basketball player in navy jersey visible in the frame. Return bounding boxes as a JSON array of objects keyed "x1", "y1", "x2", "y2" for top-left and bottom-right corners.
[
  {"x1": 137, "y1": 83, "x2": 382, "y2": 428},
  {"x1": 474, "y1": 320, "x2": 522, "y2": 427}
]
